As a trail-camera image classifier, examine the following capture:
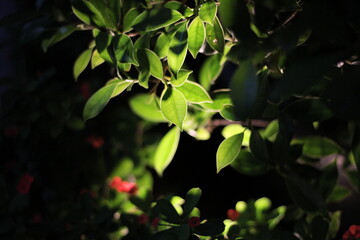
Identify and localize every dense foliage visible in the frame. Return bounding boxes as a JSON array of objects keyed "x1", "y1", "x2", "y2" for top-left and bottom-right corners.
[{"x1": 1, "y1": 0, "x2": 360, "y2": 239}]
